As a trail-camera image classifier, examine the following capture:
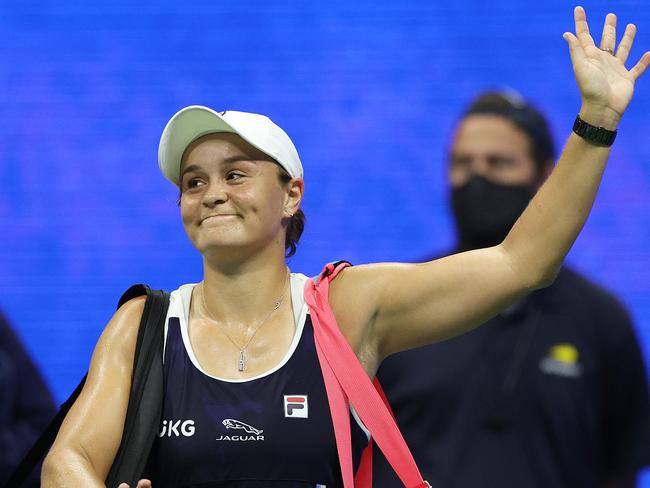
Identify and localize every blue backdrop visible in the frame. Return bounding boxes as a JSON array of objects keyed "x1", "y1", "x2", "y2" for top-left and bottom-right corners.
[{"x1": 1, "y1": 0, "x2": 649, "y2": 484}]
